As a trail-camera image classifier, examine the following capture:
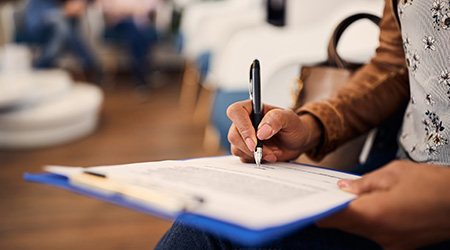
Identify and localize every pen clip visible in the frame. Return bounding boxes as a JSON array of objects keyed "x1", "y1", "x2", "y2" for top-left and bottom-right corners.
[
  {"x1": 250, "y1": 59, "x2": 262, "y2": 112},
  {"x1": 249, "y1": 64, "x2": 254, "y2": 101}
]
